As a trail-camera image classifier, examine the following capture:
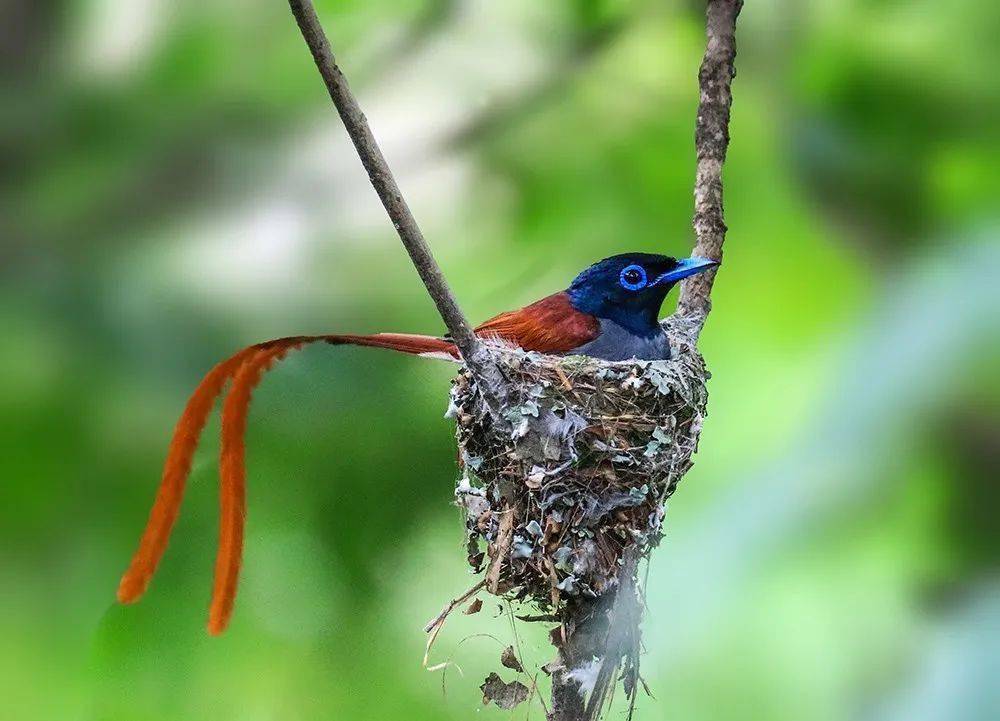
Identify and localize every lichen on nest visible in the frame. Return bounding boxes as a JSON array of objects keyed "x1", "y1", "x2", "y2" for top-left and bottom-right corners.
[{"x1": 449, "y1": 321, "x2": 709, "y2": 610}]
